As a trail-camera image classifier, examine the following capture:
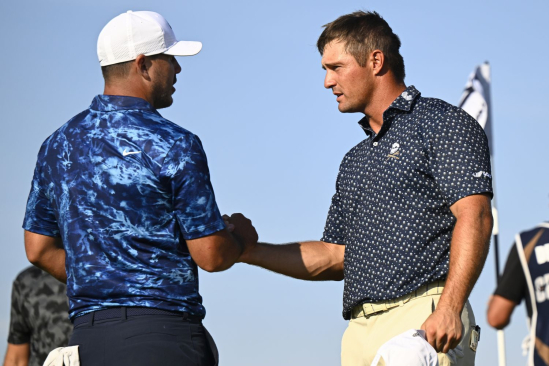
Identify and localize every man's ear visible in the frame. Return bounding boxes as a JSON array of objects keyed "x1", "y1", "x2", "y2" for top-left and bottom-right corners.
[
  {"x1": 370, "y1": 50, "x2": 385, "y2": 76},
  {"x1": 135, "y1": 54, "x2": 151, "y2": 81}
]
